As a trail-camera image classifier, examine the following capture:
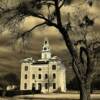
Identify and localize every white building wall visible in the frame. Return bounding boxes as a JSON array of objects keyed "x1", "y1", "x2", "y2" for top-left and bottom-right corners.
[
  {"x1": 30, "y1": 64, "x2": 50, "y2": 93},
  {"x1": 20, "y1": 62, "x2": 31, "y2": 90},
  {"x1": 41, "y1": 52, "x2": 51, "y2": 59},
  {"x1": 59, "y1": 68, "x2": 66, "y2": 92},
  {"x1": 20, "y1": 59, "x2": 66, "y2": 93}
]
